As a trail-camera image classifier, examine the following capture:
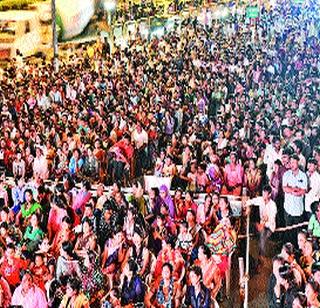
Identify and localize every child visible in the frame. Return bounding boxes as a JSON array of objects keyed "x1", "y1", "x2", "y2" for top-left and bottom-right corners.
[{"x1": 176, "y1": 221, "x2": 193, "y2": 260}]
